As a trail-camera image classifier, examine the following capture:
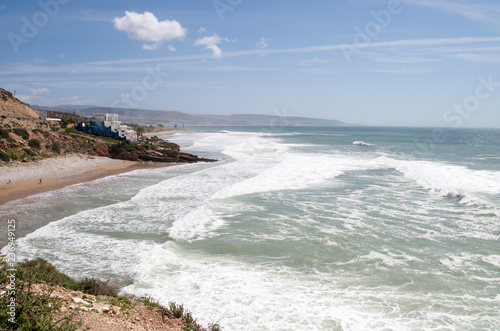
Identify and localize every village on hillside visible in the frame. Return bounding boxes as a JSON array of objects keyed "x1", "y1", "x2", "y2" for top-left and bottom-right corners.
[{"x1": 0, "y1": 88, "x2": 214, "y2": 165}]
